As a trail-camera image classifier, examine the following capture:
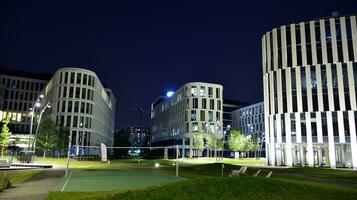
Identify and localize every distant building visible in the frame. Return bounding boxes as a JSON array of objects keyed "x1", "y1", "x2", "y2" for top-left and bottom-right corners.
[
  {"x1": 0, "y1": 67, "x2": 51, "y2": 149},
  {"x1": 232, "y1": 102, "x2": 265, "y2": 155},
  {"x1": 44, "y1": 67, "x2": 116, "y2": 155},
  {"x1": 151, "y1": 82, "x2": 223, "y2": 158},
  {"x1": 223, "y1": 99, "x2": 249, "y2": 131},
  {"x1": 125, "y1": 126, "x2": 150, "y2": 147}
]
